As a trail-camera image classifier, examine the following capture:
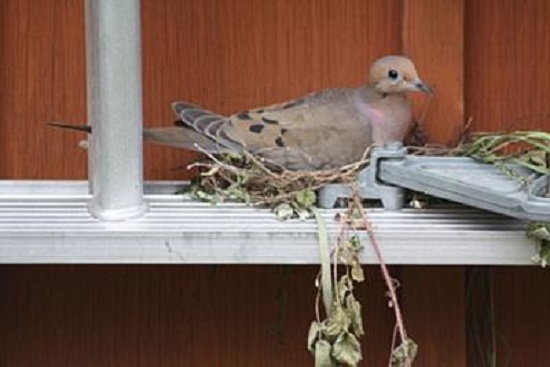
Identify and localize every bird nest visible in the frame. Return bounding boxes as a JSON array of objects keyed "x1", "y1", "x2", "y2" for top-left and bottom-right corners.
[{"x1": 187, "y1": 147, "x2": 372, "y2": 217}]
